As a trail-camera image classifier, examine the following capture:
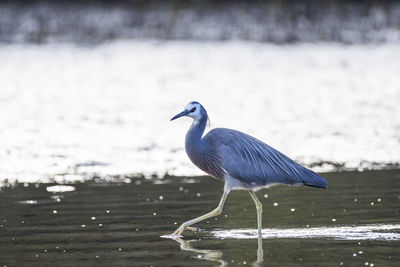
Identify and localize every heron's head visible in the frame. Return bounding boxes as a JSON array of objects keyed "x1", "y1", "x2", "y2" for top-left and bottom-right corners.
[{"x1": 170, "y1": 101, "x2": 207, "y2": 122}]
